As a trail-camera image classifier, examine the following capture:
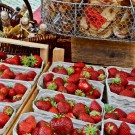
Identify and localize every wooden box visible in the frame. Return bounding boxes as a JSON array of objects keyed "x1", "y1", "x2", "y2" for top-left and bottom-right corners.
[{"x1": 71, "y1": 38, "x2": 135, "y2": 67}]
